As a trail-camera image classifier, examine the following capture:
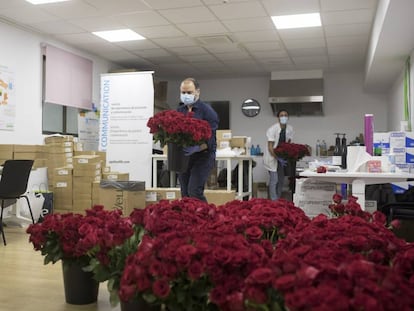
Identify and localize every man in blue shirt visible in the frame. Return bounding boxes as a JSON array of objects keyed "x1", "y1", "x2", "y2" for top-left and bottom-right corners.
[{"x1": 176, "y1": 77, "x2": 219, "y2": 201}]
